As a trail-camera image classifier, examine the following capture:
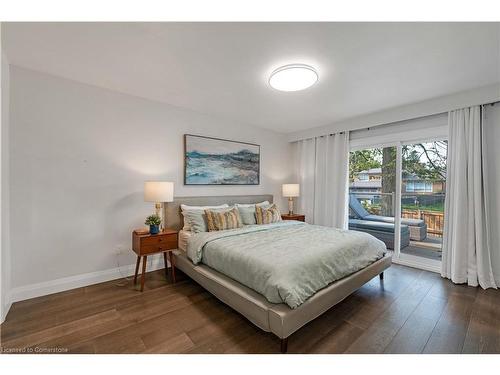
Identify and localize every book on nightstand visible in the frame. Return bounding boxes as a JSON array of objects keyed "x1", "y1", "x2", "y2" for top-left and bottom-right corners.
[{"x1": 133, "y1": 228, "x2": 150, "y2": 235}]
